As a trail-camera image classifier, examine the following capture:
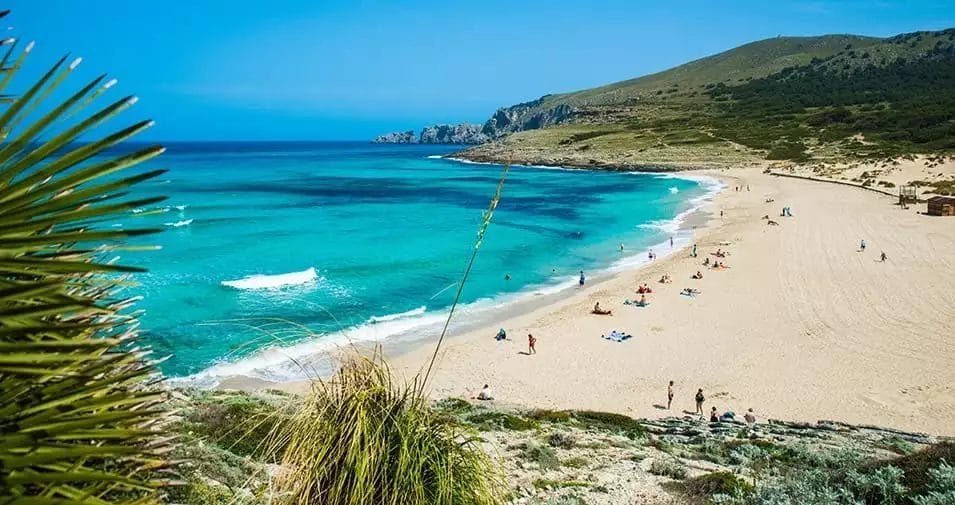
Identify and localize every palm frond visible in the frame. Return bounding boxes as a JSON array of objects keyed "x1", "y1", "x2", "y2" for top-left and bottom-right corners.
[{"x1": 0, "y1": 11, "x2": 173, "y2": 505}]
